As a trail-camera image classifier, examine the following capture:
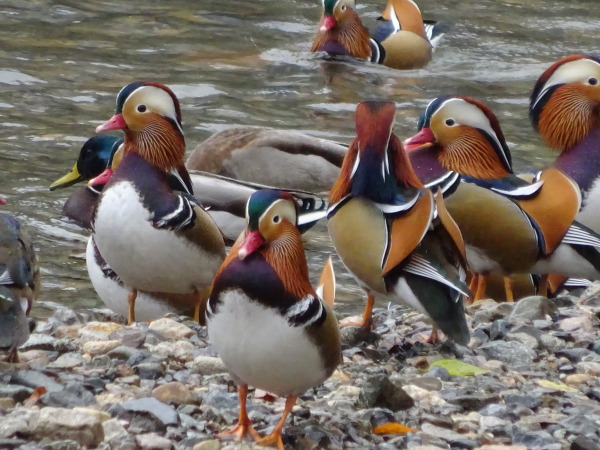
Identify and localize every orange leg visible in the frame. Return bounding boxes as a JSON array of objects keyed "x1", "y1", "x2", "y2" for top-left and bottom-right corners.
[
  {"x1": 466, "y1": 273, "x2": 479, "y2": 305},
  {"x1": 504, "y1": 276, "x2": 515, "y2": 303},
  {"x1": 128, "y1": 289, "x2": 138, "y2": 325},
  {"x1": 194, "y1": 287, "x2": 210, "y2": 325},
  {"x1": 424, "y1": 326, "x2": 439, "y2": 344},
  {"x1": 537, "y1": 274, "x2": 549, "y2": 298},
  {"x1": 340, "y1": 294, "x2": 374, "y2": 330},
  {"x1": 219, "y1": 385, "x2": 260, "y2": 441},
  {"x1": 255, "y1": 395, "x2": 297, "y2": 450},
  {"x1": 474, "y1": 273, "x2": 489, "y2": 301}
]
